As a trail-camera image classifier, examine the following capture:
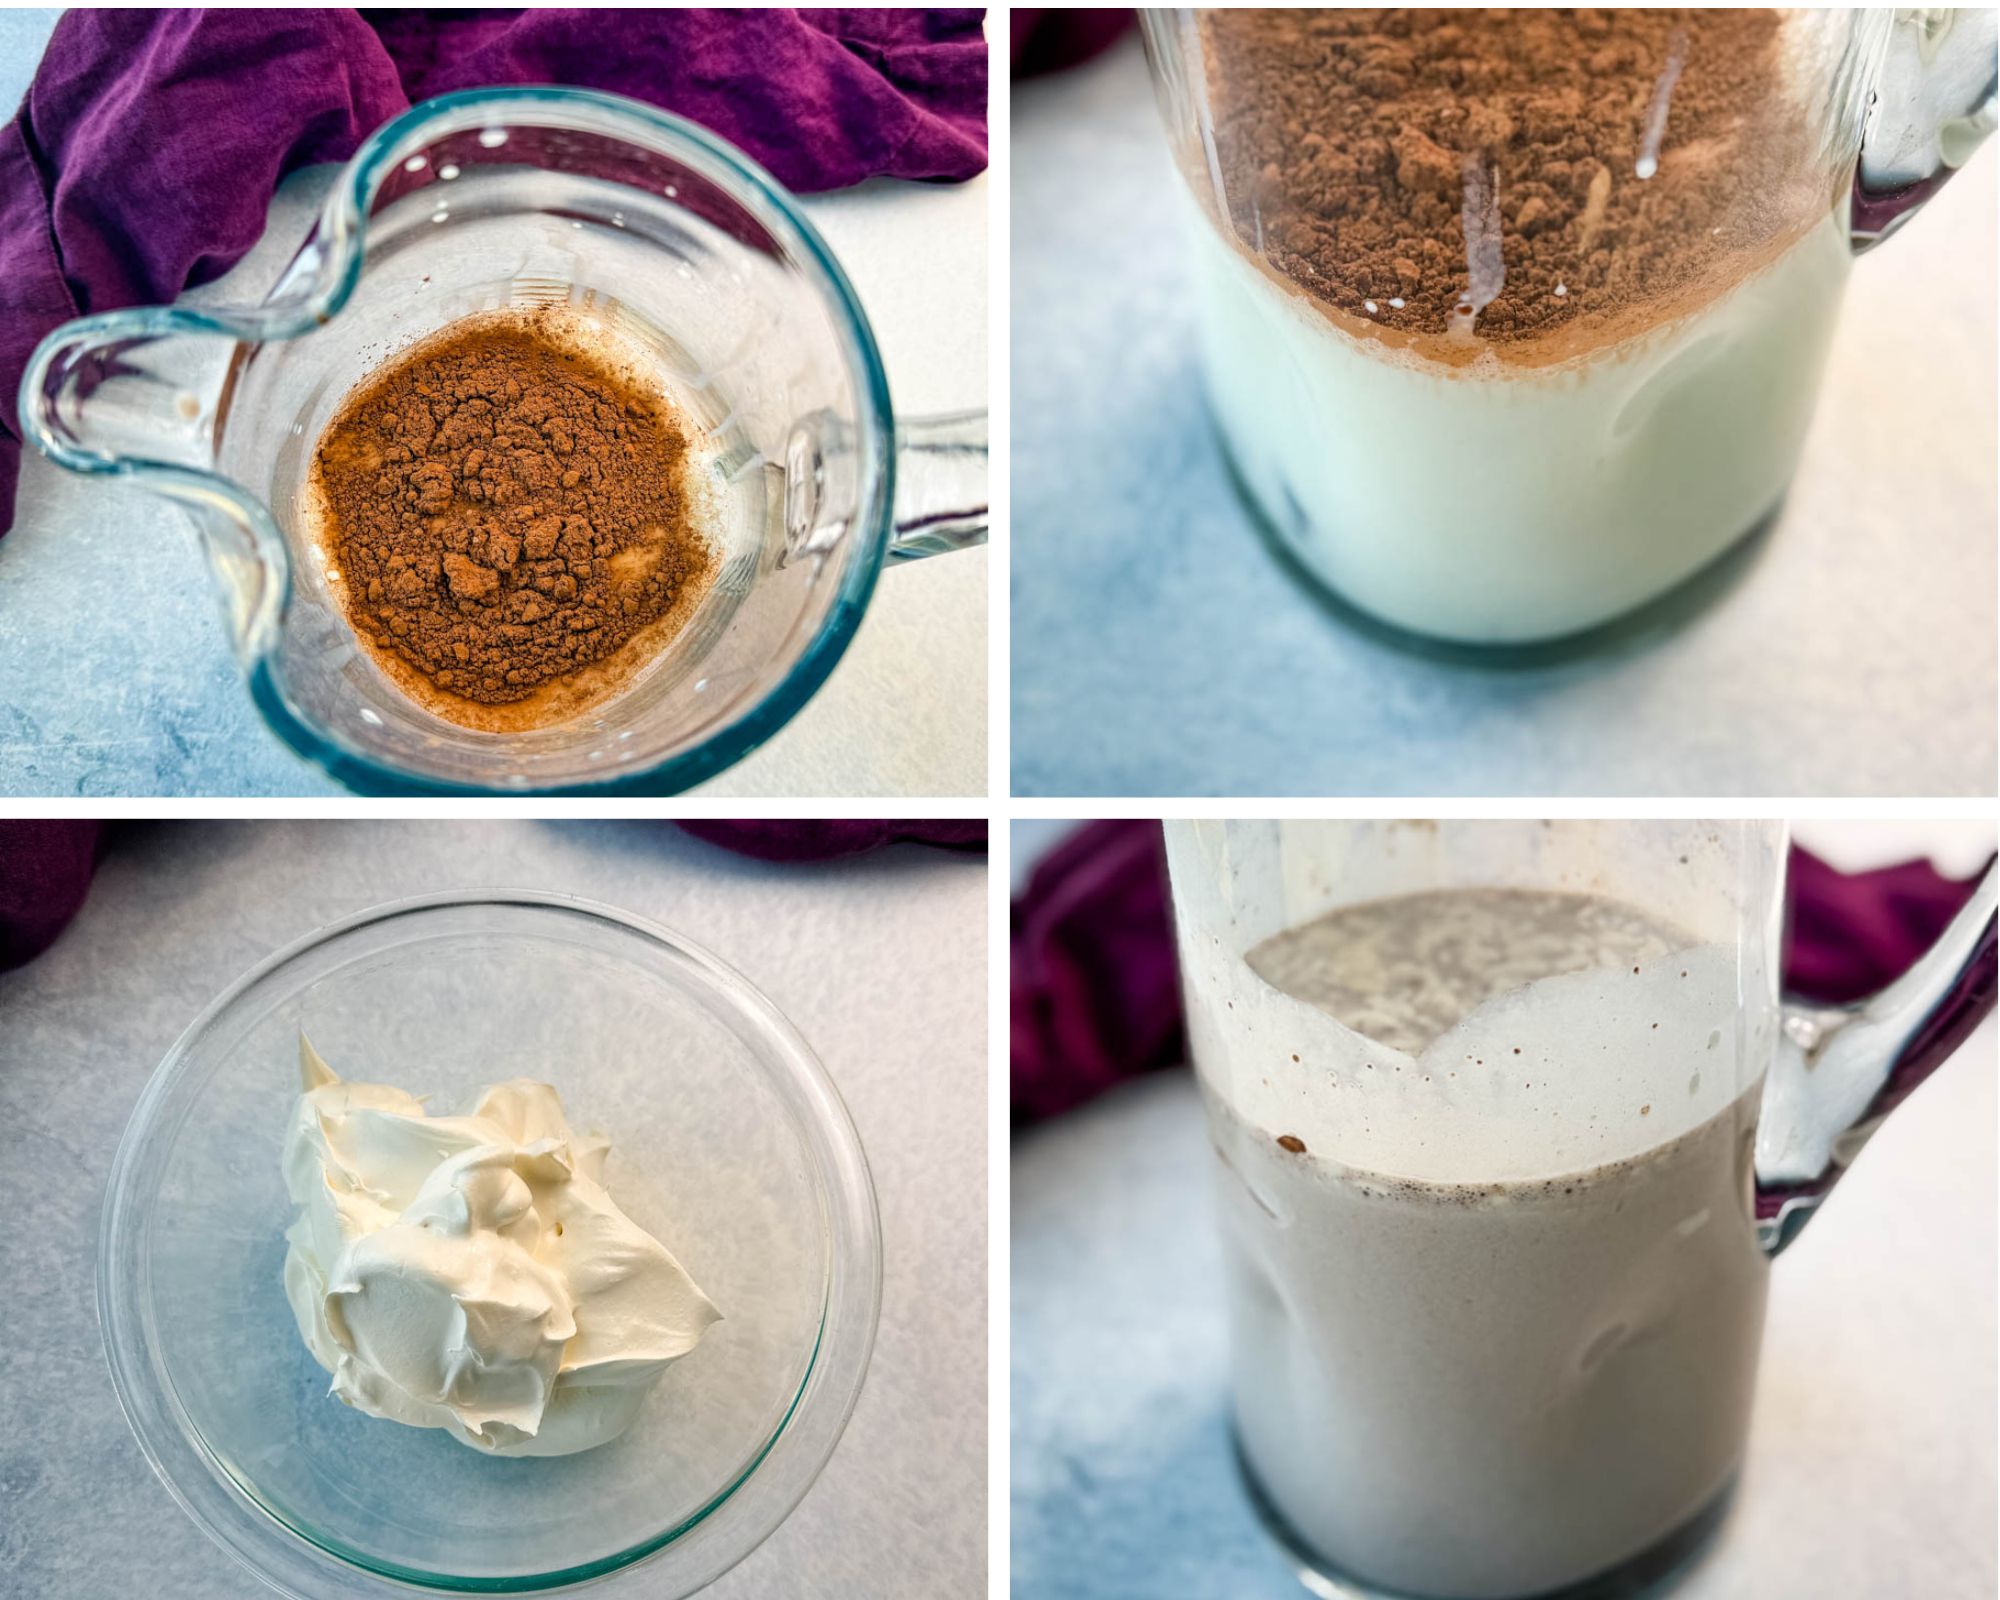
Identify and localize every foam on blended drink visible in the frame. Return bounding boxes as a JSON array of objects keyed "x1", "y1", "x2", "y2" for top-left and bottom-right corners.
[{"x1": 1202, "y1": 888, "x2": 1767, "y2": 1599}]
